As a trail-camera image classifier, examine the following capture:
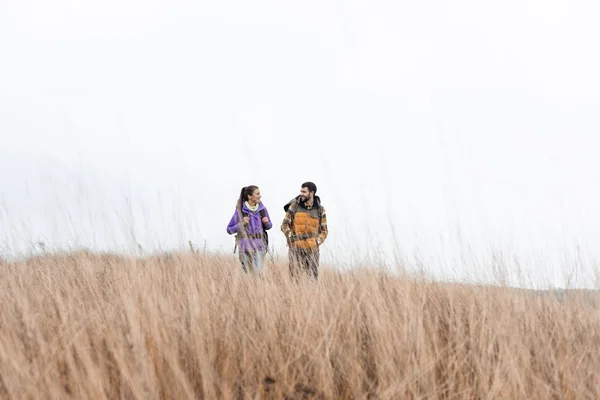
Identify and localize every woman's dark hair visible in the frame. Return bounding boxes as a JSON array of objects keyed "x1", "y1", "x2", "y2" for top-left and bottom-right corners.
[
  {"x1": 302, "y1": 181, "x2": 317, "y2": 194},
  {"x1": 237, "y1": 185, "x2": 259, "y2": 213}
]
